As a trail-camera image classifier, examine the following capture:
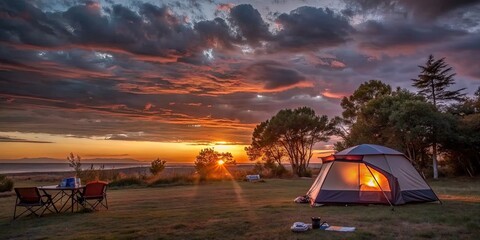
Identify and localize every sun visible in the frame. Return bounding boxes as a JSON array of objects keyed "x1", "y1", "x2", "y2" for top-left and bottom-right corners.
[{"x1": 217, "y1": 160, "x2": 225, "y2": 166}]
